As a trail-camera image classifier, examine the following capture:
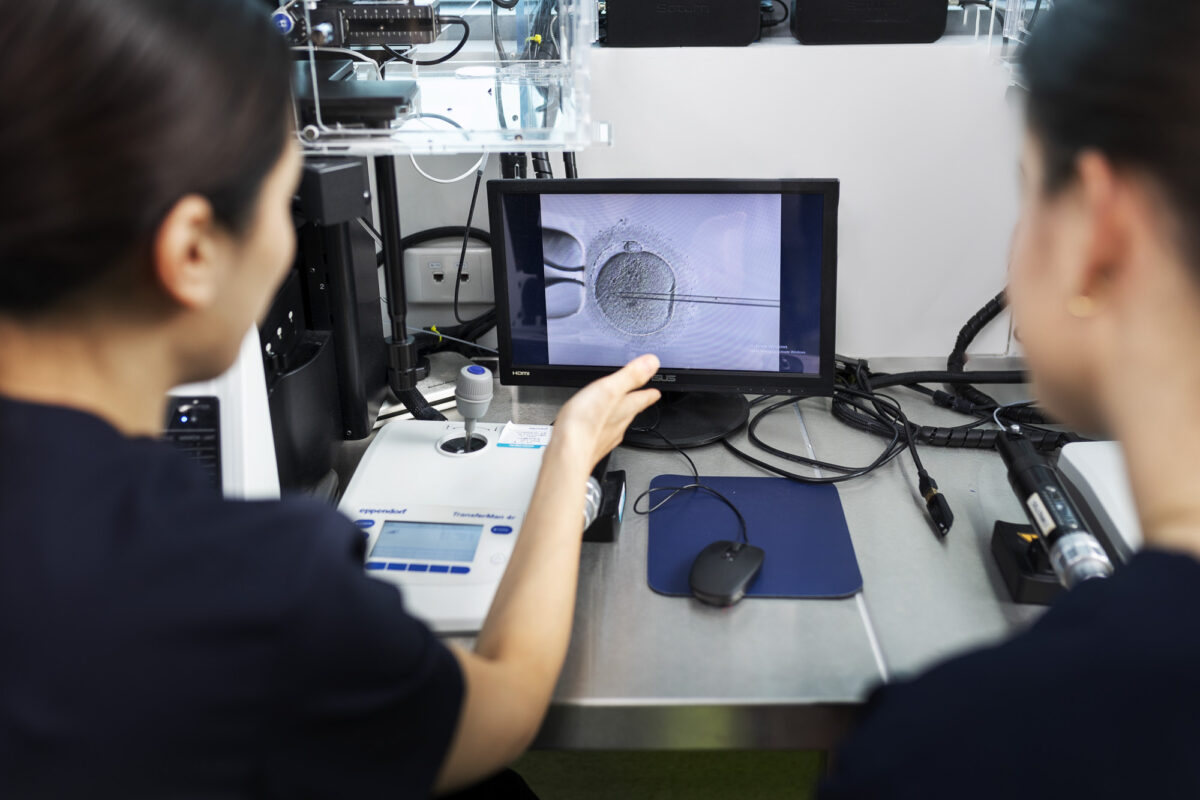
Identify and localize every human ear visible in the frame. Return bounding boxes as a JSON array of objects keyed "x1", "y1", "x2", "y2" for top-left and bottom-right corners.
[
  {"x1": 1071, "y1": 150, "x2": 1126, "y2": 309},
  {"x1": 152, "y1": 195, "x2": 223, "y2": 311}
]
